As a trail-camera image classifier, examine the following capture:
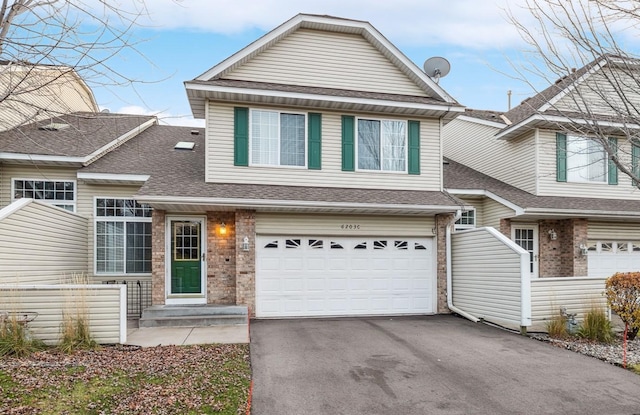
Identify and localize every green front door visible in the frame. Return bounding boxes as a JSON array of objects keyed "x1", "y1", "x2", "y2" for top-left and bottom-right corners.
[{"x1": 171, "y1": 220, "x2": 202, "y2": 294}]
